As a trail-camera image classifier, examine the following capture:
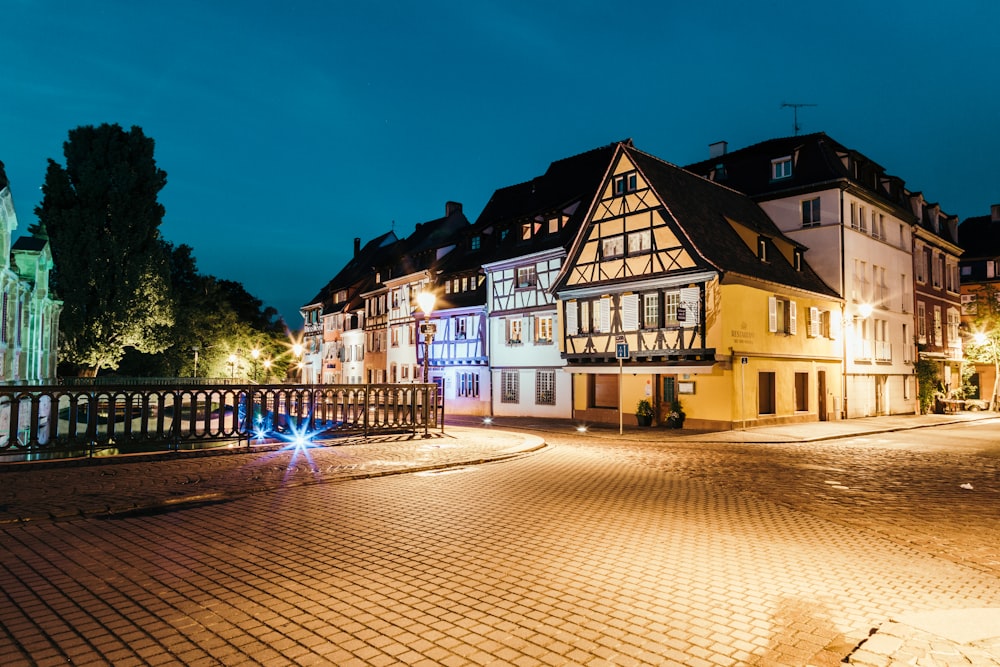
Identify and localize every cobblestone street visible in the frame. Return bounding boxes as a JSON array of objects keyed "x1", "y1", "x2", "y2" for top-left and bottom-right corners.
[{"x1": 0, "y1": 417, "x2": 998, "y2": 666}]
